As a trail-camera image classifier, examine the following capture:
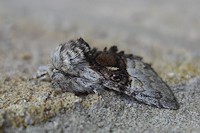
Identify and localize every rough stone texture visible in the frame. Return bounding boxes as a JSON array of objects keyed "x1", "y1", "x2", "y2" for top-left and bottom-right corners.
[{"x1": 0, "y1": 0, "x2": 200, "y2": 133}]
